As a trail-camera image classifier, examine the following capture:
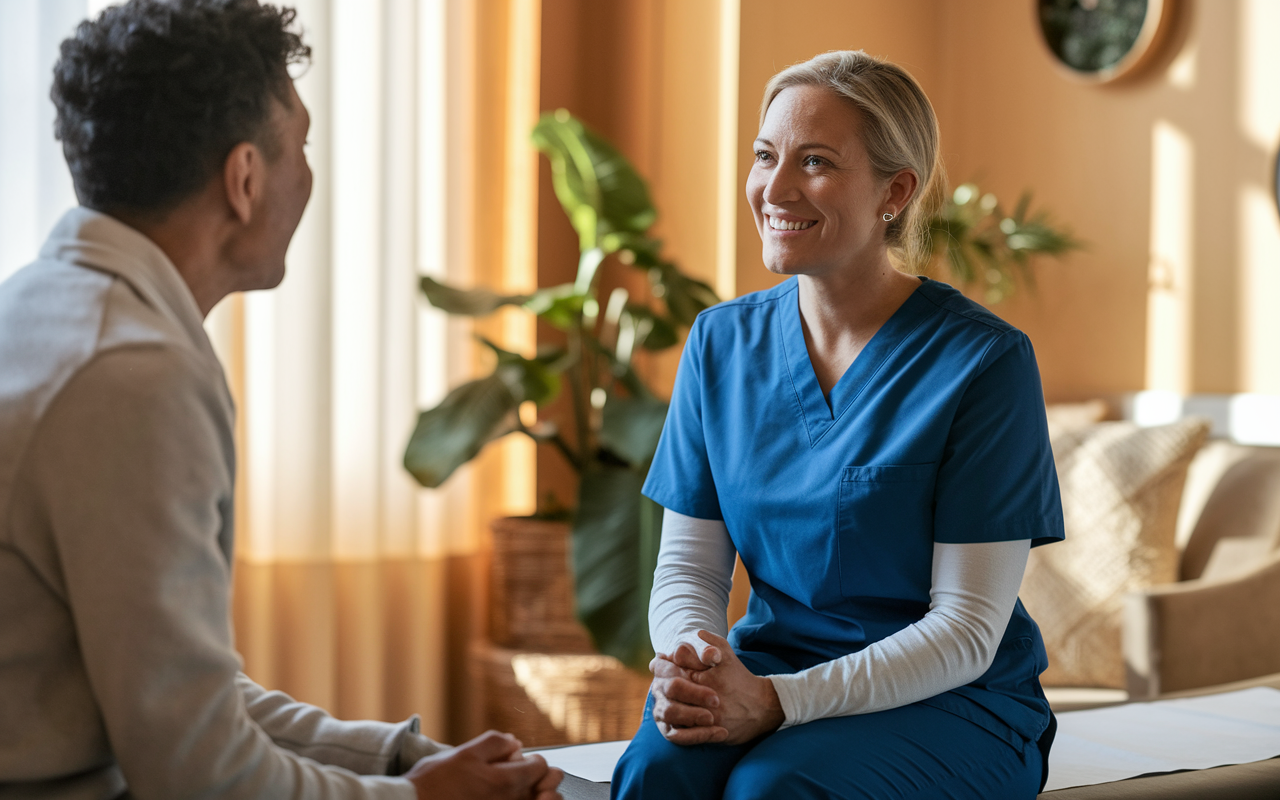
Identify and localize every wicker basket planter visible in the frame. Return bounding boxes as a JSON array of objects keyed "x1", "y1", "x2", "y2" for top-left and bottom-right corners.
[
  {"x1": 488, "y1": 517, "x2": 594, "y2": 652},
  {"x1": 481, "y1": 517, "x2": 651, "y2": 745},
  {"x1": 472, "y1": 640, "x2": 650, "y2": 747}
]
